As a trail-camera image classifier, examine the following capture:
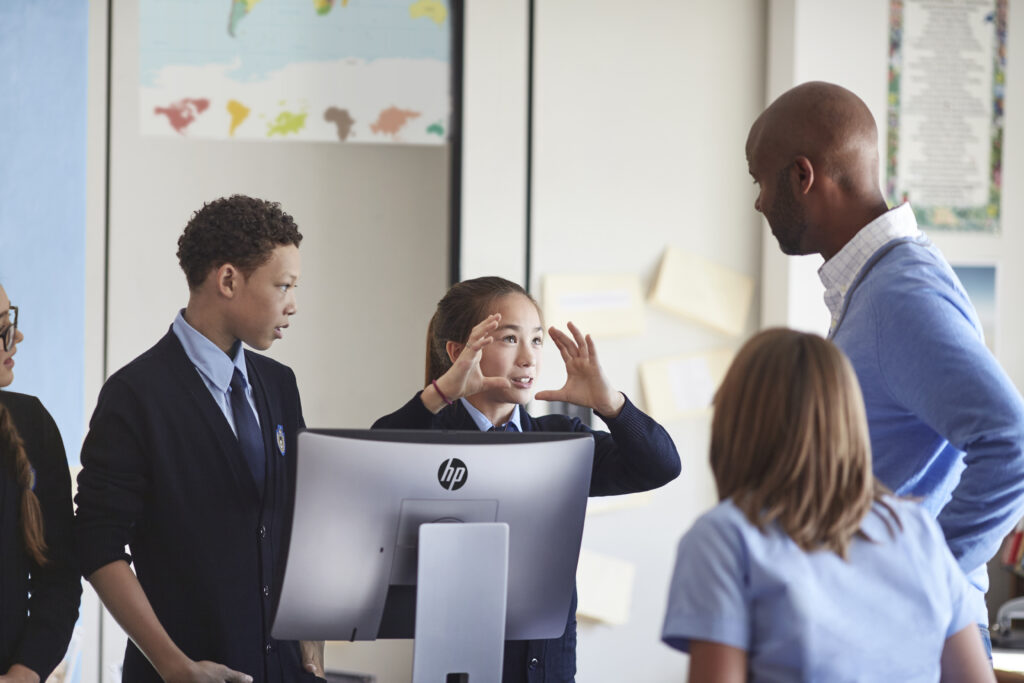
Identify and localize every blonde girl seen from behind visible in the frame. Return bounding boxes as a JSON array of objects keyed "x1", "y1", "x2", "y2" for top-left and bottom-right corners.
[{"x1": 662, "y1": 328, "x2": 993, "y2": 683}]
